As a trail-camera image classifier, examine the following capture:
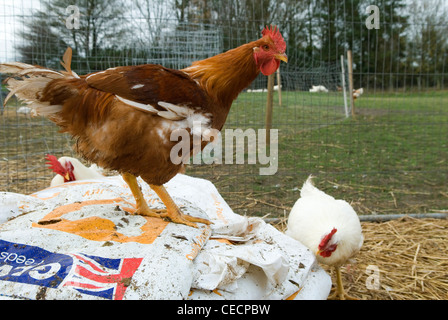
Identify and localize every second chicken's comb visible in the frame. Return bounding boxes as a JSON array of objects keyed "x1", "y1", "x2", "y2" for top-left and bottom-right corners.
[
  {"x1": 46, "y1": 154, "x2": 66, "y2": 176},
  {"x1": 319, "y1": 228, "x2": 338, "y2": 250}
]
